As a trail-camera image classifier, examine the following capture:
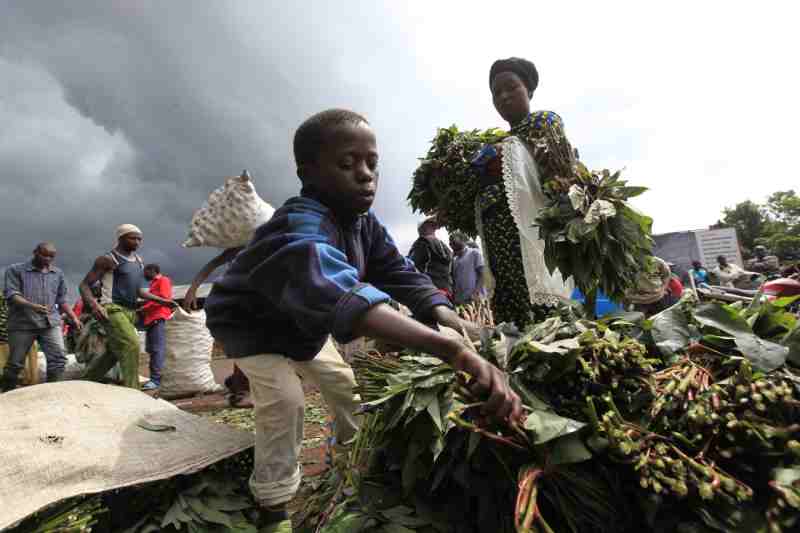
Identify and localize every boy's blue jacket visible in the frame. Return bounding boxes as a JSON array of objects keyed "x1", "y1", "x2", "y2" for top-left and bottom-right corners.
[{"x1": 205, "y1": 194, "x2": 451, "y2": 361}]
